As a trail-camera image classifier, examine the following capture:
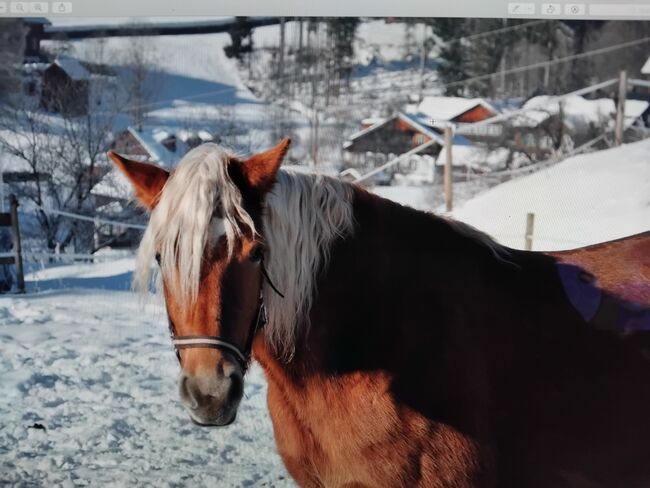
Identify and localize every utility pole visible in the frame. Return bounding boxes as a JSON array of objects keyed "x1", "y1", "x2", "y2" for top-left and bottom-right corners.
[
  {"x1": 444, "y1": 125, "x2": 453, "y2": 212},
  {"x1": 615, "y1": 70, "x2": 627, "y2": 146}
]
